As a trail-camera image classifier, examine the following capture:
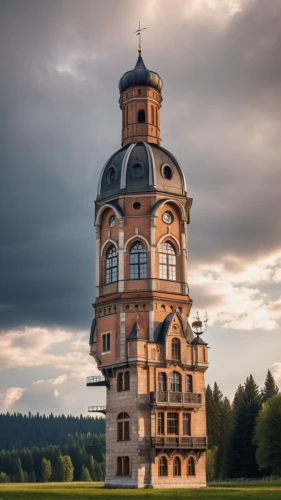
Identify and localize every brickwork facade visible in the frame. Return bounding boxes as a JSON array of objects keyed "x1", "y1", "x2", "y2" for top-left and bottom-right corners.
[{"x1": 88, "y1": 49, "x2": 208, "y2": 488}]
